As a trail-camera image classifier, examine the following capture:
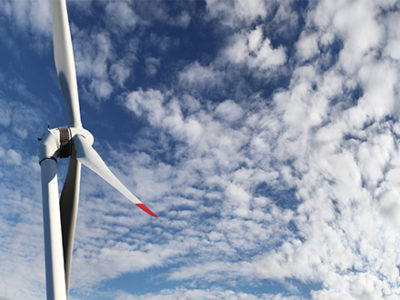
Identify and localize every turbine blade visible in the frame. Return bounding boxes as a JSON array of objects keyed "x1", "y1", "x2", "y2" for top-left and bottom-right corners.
[
  {"x1": 59, "y1": 155, "x2": 81, "y2": 295},
  {"x1": 53, "y1": 0, "x2": 82, "y2": 128},
  {"x1": 73, "y1": 135, "x2": 158, "y2": 217}
]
